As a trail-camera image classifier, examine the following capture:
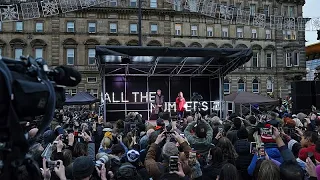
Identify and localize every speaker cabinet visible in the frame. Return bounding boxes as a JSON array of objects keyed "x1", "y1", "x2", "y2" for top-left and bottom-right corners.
[{"x1": 291, "y1": 81, "x2": 315, "y2": 113}]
